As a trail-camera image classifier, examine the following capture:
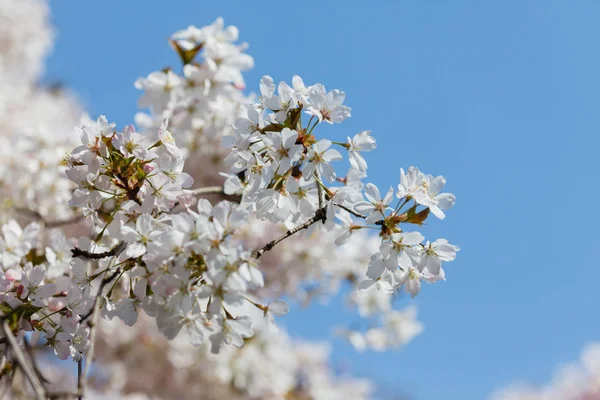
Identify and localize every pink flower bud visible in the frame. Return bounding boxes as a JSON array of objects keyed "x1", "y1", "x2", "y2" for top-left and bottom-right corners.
[
  {"x1": 5, "y1": 269, "x2": 20, "y2": 281},
  {"x1": 48, "y1": 298, "x2": 66, "y2": 311},
  {"x1": 177, "y1": 193, "x2": 194, "y2": 208},
  {"x1": 123, "y1": 124, "x2": 136, "y2": 134}
]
